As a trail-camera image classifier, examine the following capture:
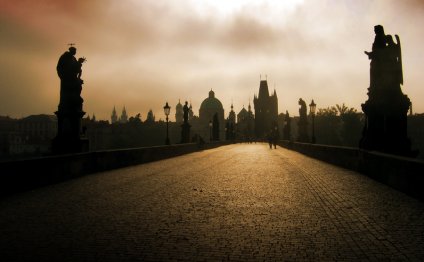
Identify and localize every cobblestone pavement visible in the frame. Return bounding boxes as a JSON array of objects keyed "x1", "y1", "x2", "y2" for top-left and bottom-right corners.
[{"x1": 1, "y1": 144, "x2": 424, "y2": 261}]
